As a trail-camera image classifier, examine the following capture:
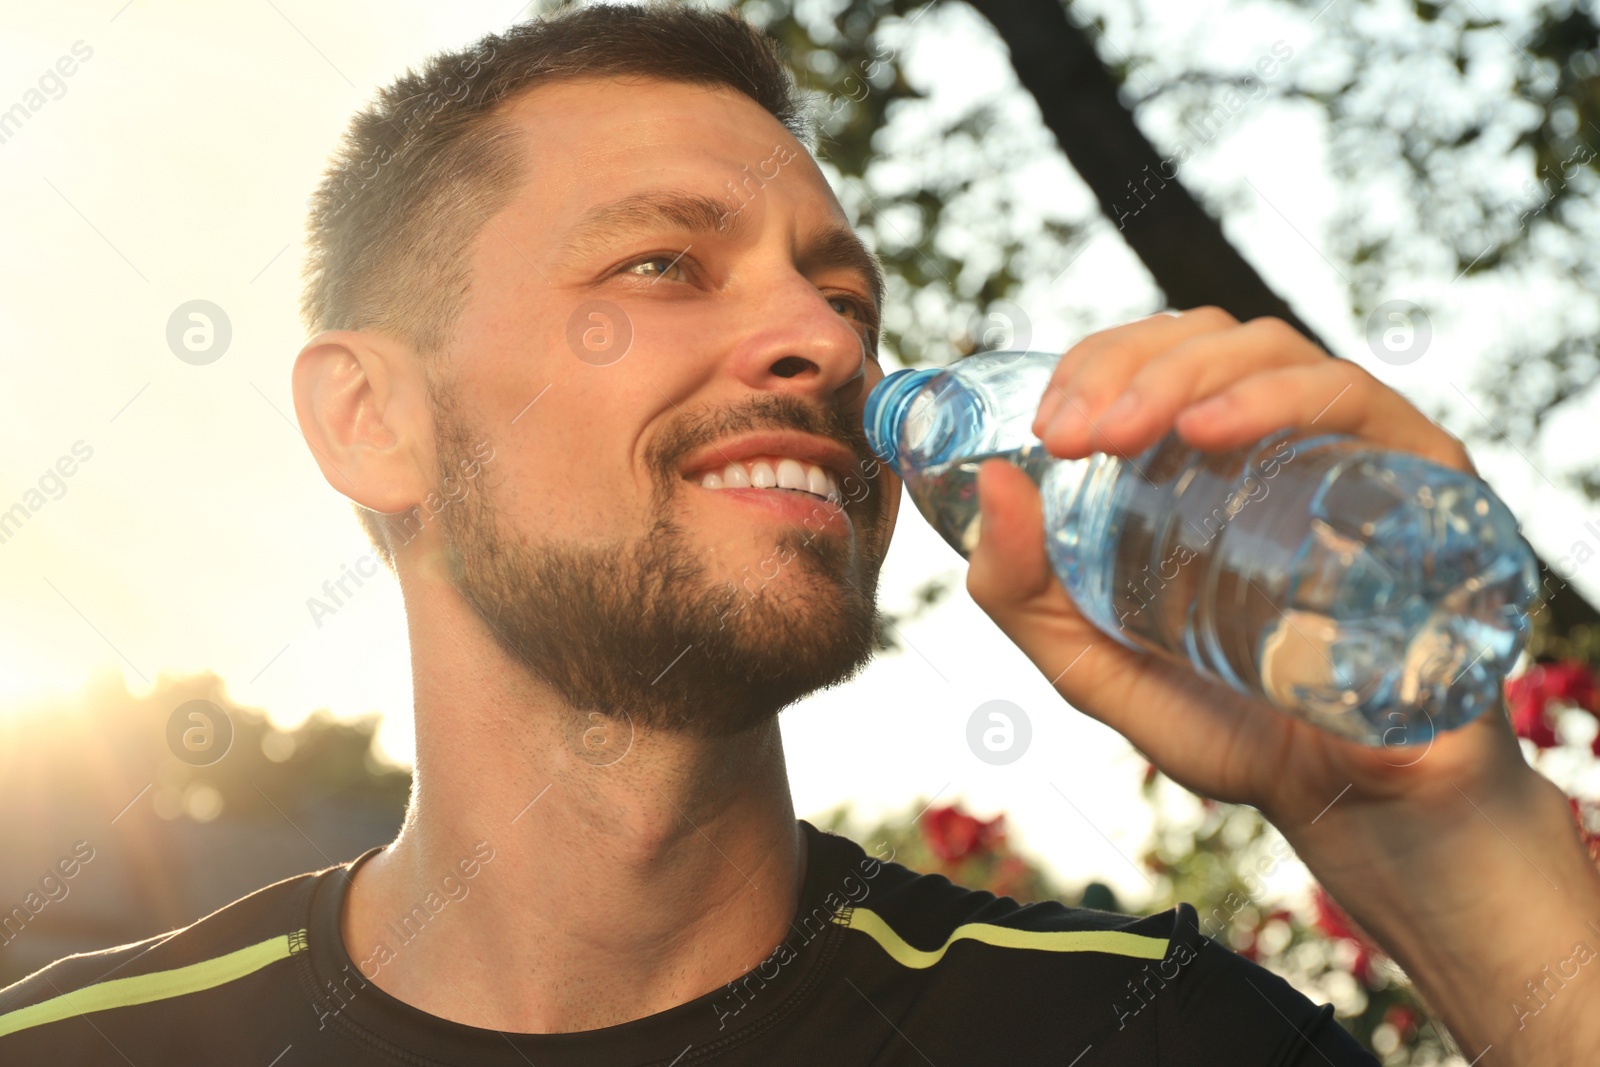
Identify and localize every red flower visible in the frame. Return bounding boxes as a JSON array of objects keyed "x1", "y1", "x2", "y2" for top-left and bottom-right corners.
[
  {"x1": 1506, "y1": 661, "x2": 1600, "y2": 750},
  {"x1": 1311, "y1": 885, "x2": 1357, "y2": 941},
  {"x1": 1507, "y1": 671, "x2": 1561, "y2": 747},
  {"x1": 1382, "y1": 1004, "x2": 1419, "y2": 1041},
  {"x1": 1311, "y1": 885, "x2": 1385, "y2": 987},
  {"x1": 920, "y1": 805, "x2": 1005, "y2": 863},
  {"x1": 1541, "y1": 662, "x2": 1600, "y2": 710}
]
